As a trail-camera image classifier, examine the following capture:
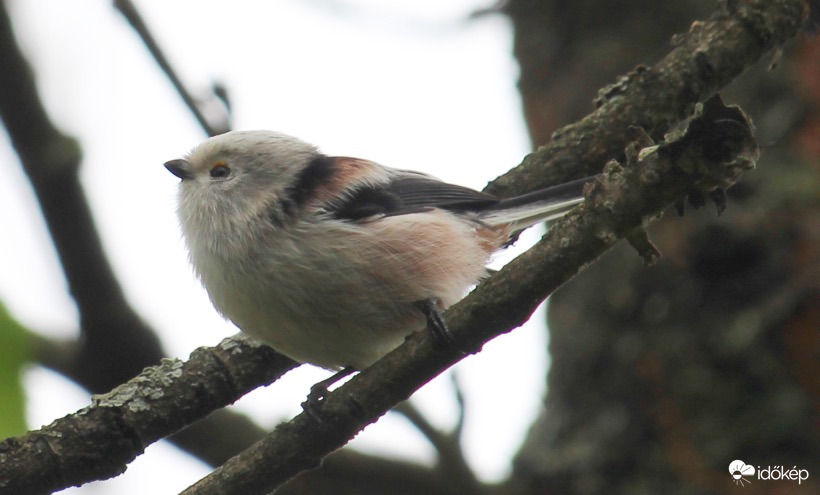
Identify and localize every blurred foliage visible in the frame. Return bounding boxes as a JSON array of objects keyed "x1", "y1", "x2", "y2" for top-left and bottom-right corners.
[{"x1": 0, "y1": 301, "x2": 30, "y2": 437}]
